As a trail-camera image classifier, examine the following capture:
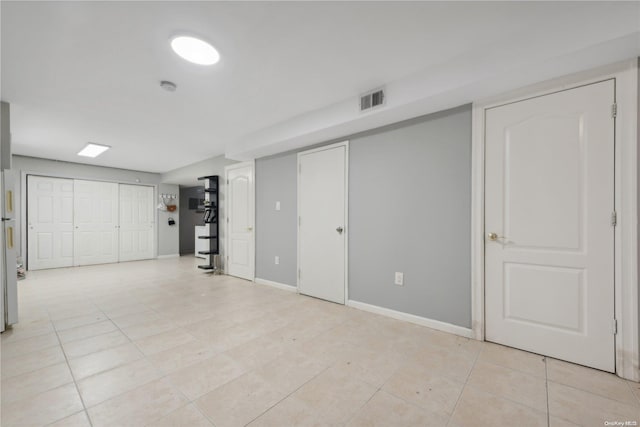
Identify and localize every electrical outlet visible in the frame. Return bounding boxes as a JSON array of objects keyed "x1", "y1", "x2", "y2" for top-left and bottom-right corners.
[
  {"x1": 275, "y1": 256, "x2": 280, "y2": 265},
  {"x1": 275, "y1": 201, "x2": 281, "y2": 211},
  {"x1": 394, "y1": 272, "x2": 404, "y2": 286}
]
